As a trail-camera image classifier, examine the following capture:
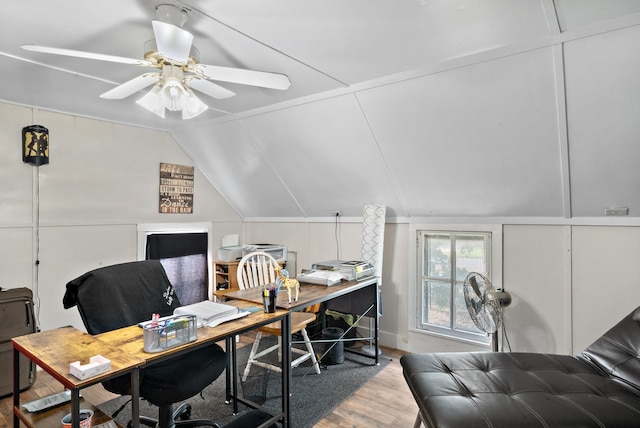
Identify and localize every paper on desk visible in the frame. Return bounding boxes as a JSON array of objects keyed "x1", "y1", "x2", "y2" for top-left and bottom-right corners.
[
  {"x1": 297, "y1": 270, "x2": 344, "y2": 286},
  {"x1": 174, "y1": 300, "x2": 250, "y2": 328}
]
